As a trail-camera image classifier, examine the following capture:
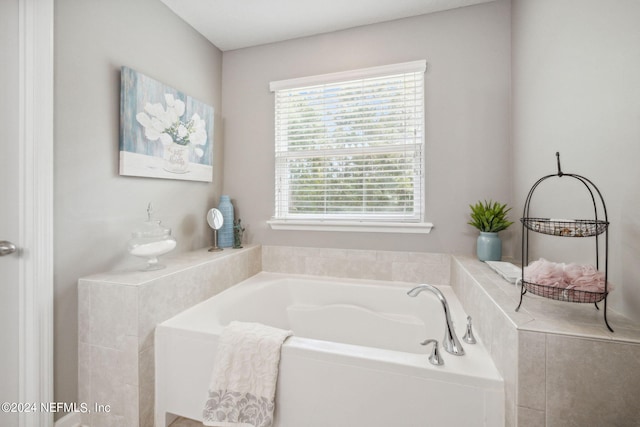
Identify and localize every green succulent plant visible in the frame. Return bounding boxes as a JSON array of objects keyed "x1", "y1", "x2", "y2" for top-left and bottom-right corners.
[{"x1": 468, "y1": 200, "x2": 514, "y2": 233}]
